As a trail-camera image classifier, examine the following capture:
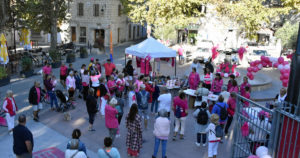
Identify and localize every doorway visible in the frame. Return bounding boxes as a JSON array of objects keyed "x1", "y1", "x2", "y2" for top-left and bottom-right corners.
[
  {"x1": 133, "y1": 26, "x2": 136, "y2": 40},
  {"x1": 117, "y1": 28, "x2": 120, "y2": 43},
  {"x1": 71, "y1": 27, "x2": 76, "y2": 42}
]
